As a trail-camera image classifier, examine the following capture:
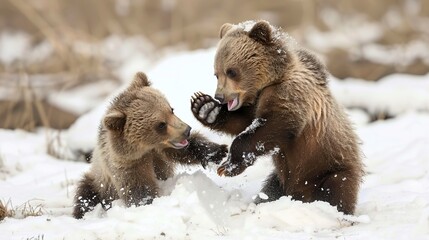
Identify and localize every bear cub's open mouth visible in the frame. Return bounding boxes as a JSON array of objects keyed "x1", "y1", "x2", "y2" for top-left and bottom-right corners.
[
  {"x1": 227, "y1": 96, "x2": 240, "y2": 111},
  {"x1": 170, "y1": 139, "x2": 189, "y2": 149}
]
